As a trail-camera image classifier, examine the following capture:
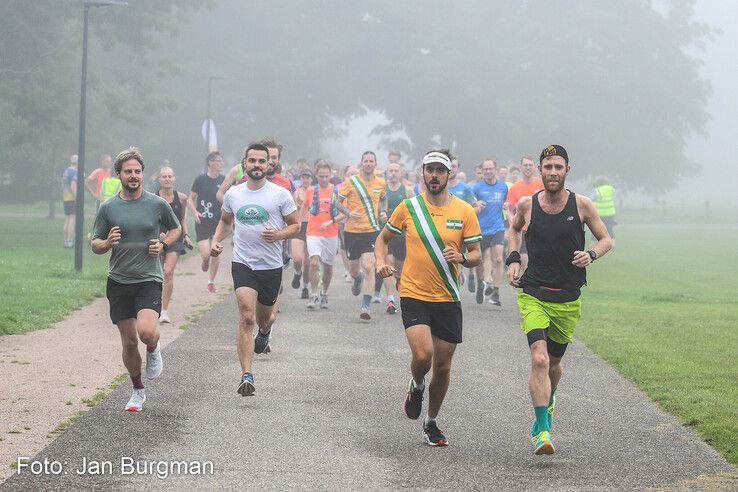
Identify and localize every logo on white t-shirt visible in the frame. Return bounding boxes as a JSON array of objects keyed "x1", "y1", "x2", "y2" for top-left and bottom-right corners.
[{"x1": 236, "y1": 204, "x2": 269, "y2": 225}]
